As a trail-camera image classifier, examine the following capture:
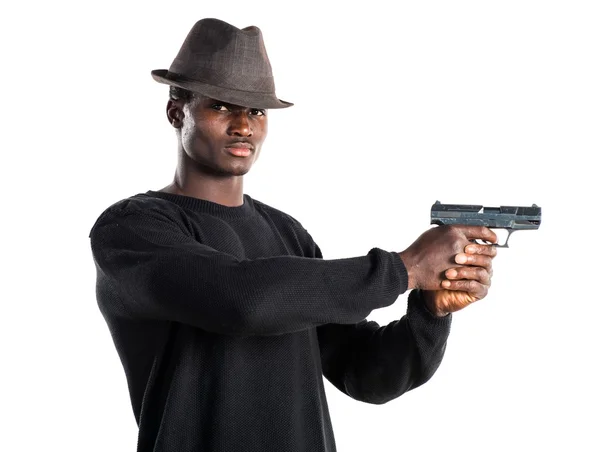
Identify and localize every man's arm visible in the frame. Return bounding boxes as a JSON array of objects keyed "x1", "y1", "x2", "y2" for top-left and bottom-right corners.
[
  {"x1": 89, "y1": 207, "x2": 408, "y2": 337},
  {"x1": 313, "y1": 223, "x2": 496, "y2": 404},
  {"x1": 317, "y1": 290, "x2": 451, "y2": 405},
  {"x1": 305, "y1": 237, "x2": 452, "y2": 404}
]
